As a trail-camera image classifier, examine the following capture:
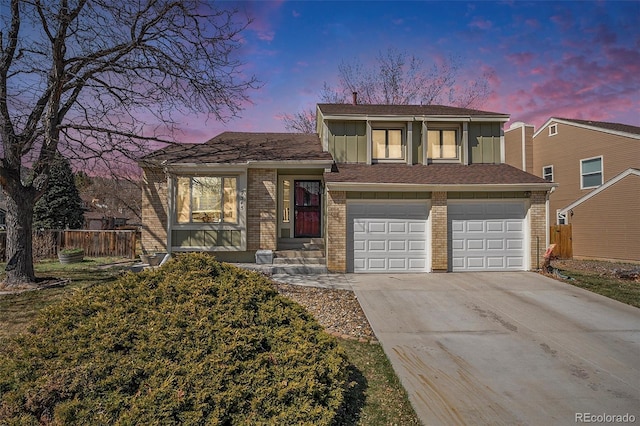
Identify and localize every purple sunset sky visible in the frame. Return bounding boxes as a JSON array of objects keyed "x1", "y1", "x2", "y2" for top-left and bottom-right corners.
[{"x1": 172, "y1": 1, "x2": 640, "y2": 142}]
